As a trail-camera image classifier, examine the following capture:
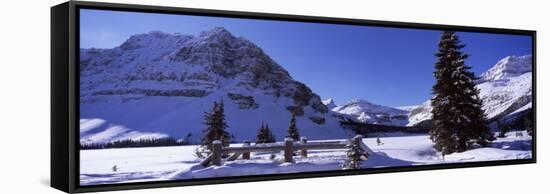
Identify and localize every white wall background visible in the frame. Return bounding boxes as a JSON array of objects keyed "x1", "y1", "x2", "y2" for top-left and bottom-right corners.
[{"x1": 0, "y1": 0, "x2": 547, "y2": 193}]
